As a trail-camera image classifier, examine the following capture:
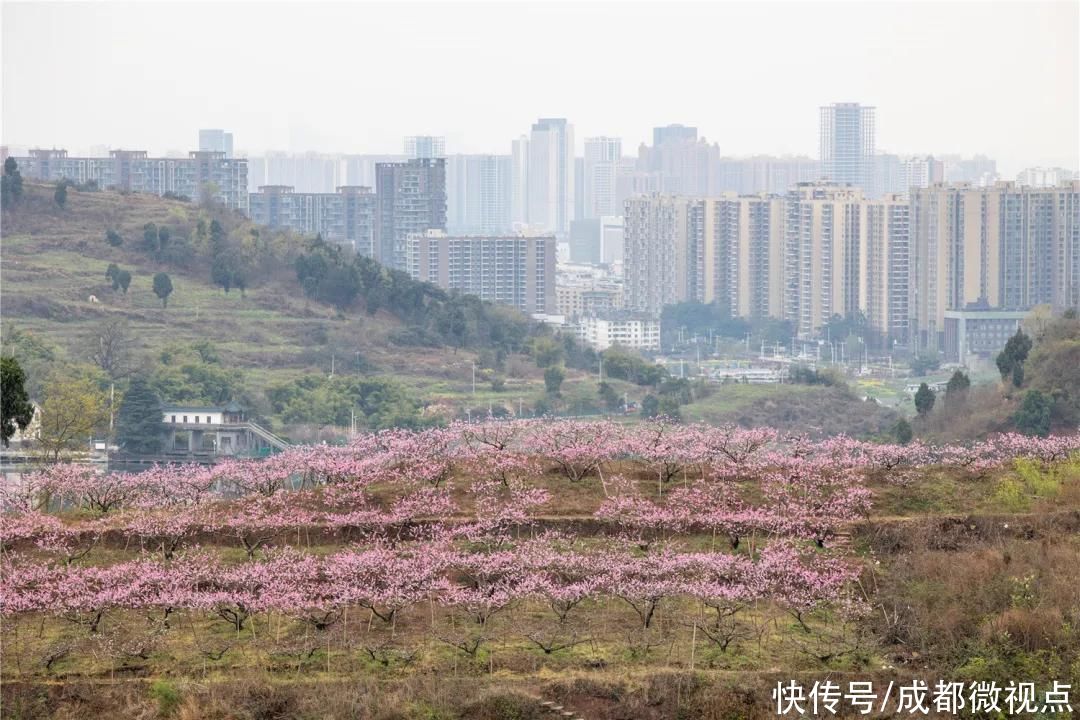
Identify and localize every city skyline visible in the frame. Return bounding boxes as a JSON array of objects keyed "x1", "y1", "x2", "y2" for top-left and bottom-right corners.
[{"x1": 3, "y1": 2, "x2": 1077, "y2": 176}]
